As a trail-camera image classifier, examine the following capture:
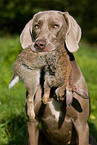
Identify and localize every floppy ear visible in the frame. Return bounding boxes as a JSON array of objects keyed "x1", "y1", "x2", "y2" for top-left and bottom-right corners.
[
  {"x1": 20, "y1": 12, "x2": 41, "y2": 49},
  {"x1": 63, "y1": 12, "x2": 81, "y2": 53},
  {"x1": 20, "y1": 19, "x2": 33, "y2": 49}
]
